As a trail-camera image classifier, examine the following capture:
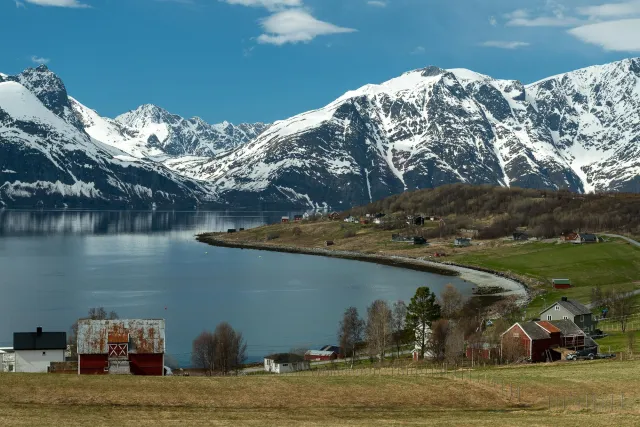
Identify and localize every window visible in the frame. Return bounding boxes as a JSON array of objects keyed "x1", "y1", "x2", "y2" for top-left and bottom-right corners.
[
  {"x1": 563, "y1": 316, "x2": 568, "y2": 320},
  {"x1": 547, "y1": 315, "x2": 552, "y2": 321},
  {"x1": 555, "y1": 306, "x2": 560, "y2": 311},
  {"x1": 513, "y1": 333, "x2": 520, "y2": 338}
]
